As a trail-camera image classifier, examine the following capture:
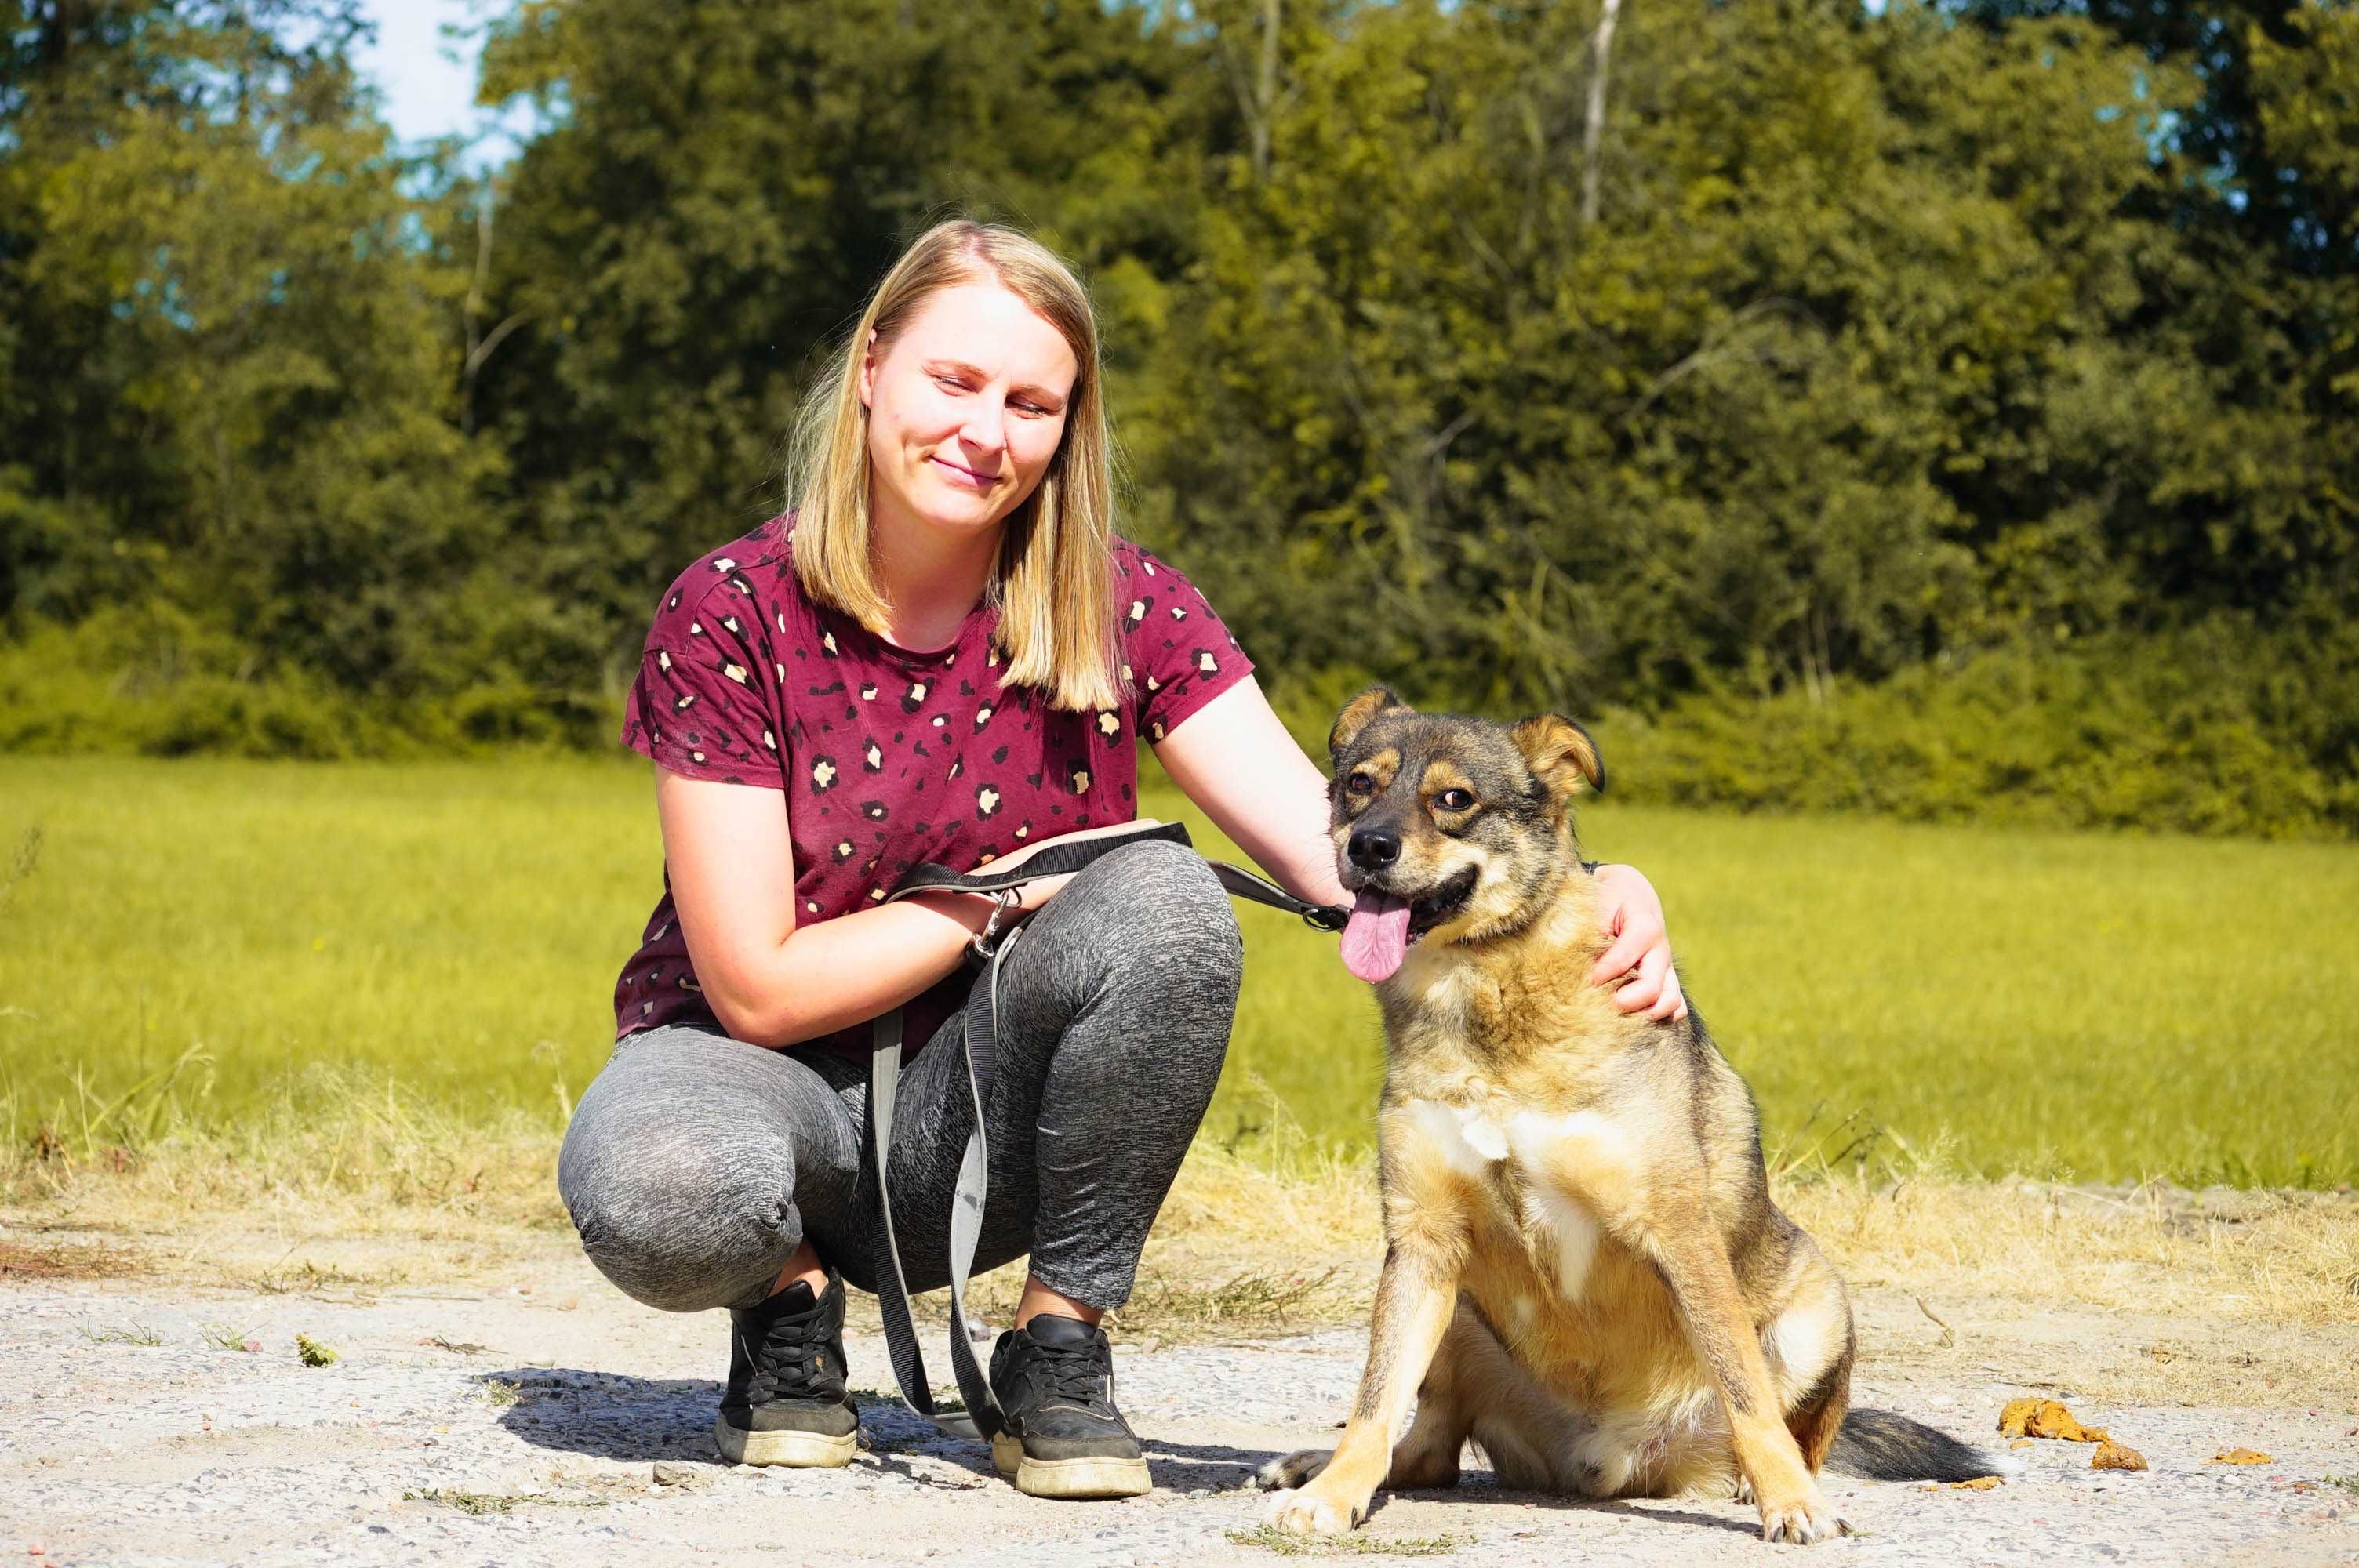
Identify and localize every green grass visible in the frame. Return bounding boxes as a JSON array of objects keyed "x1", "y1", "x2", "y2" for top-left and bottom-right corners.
[
  {"x1": 2, "y1": 754, "x2": 2354, "y2": 1187},
  {"x1": 1226, "y1": 1525, "x2": 1470, "y2": 1557}
]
